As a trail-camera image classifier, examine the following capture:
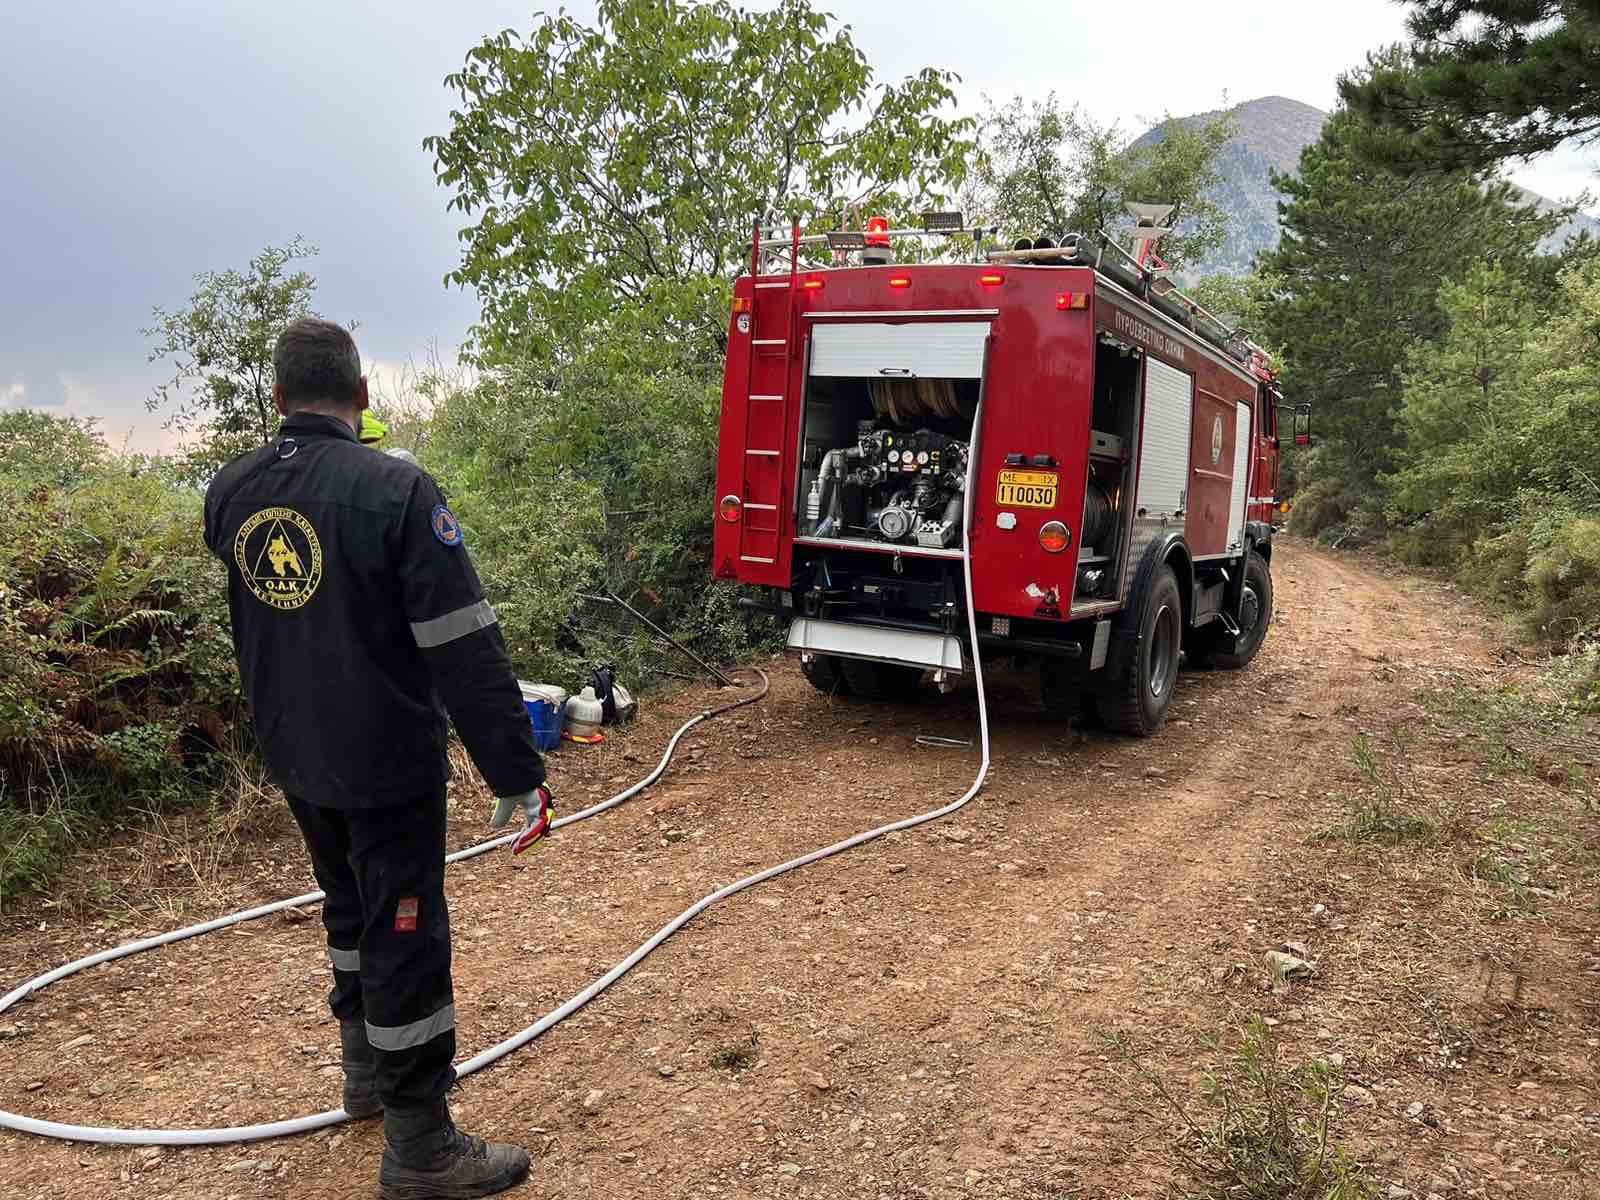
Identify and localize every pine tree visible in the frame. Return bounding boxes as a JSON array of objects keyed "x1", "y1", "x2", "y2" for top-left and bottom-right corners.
[
  {"x1": 1339, "y1": 2, "x2": 1600, "y2": 173},
  {"x1": 1257, "y1": 108, "x2": 1556, "y2": 491}
]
